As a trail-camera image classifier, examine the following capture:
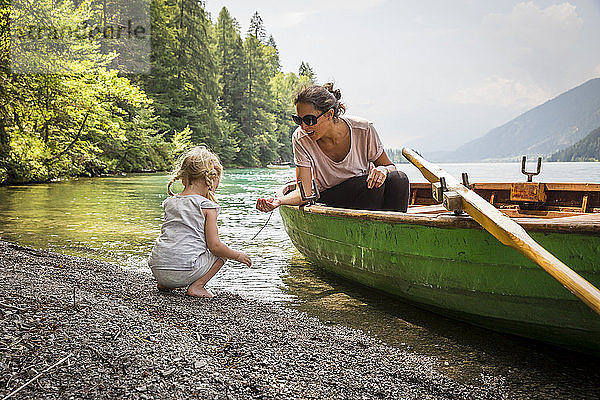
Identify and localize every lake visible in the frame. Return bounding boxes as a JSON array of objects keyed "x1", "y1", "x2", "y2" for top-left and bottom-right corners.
[{"x1": 1, "y1": 161, "x2": 600, "y2": 397}]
